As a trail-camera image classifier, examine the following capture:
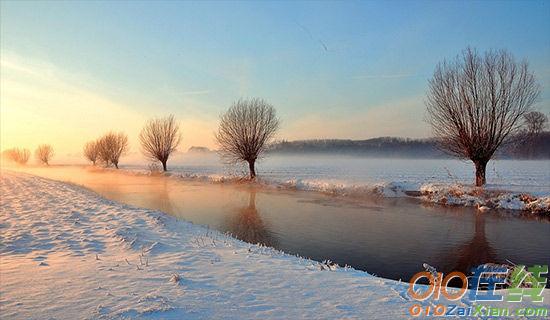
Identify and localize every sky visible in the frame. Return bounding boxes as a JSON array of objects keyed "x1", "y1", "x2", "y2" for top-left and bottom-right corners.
[{"x1": 1, "y1": 0, "x2": 549, "y2": 160}]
